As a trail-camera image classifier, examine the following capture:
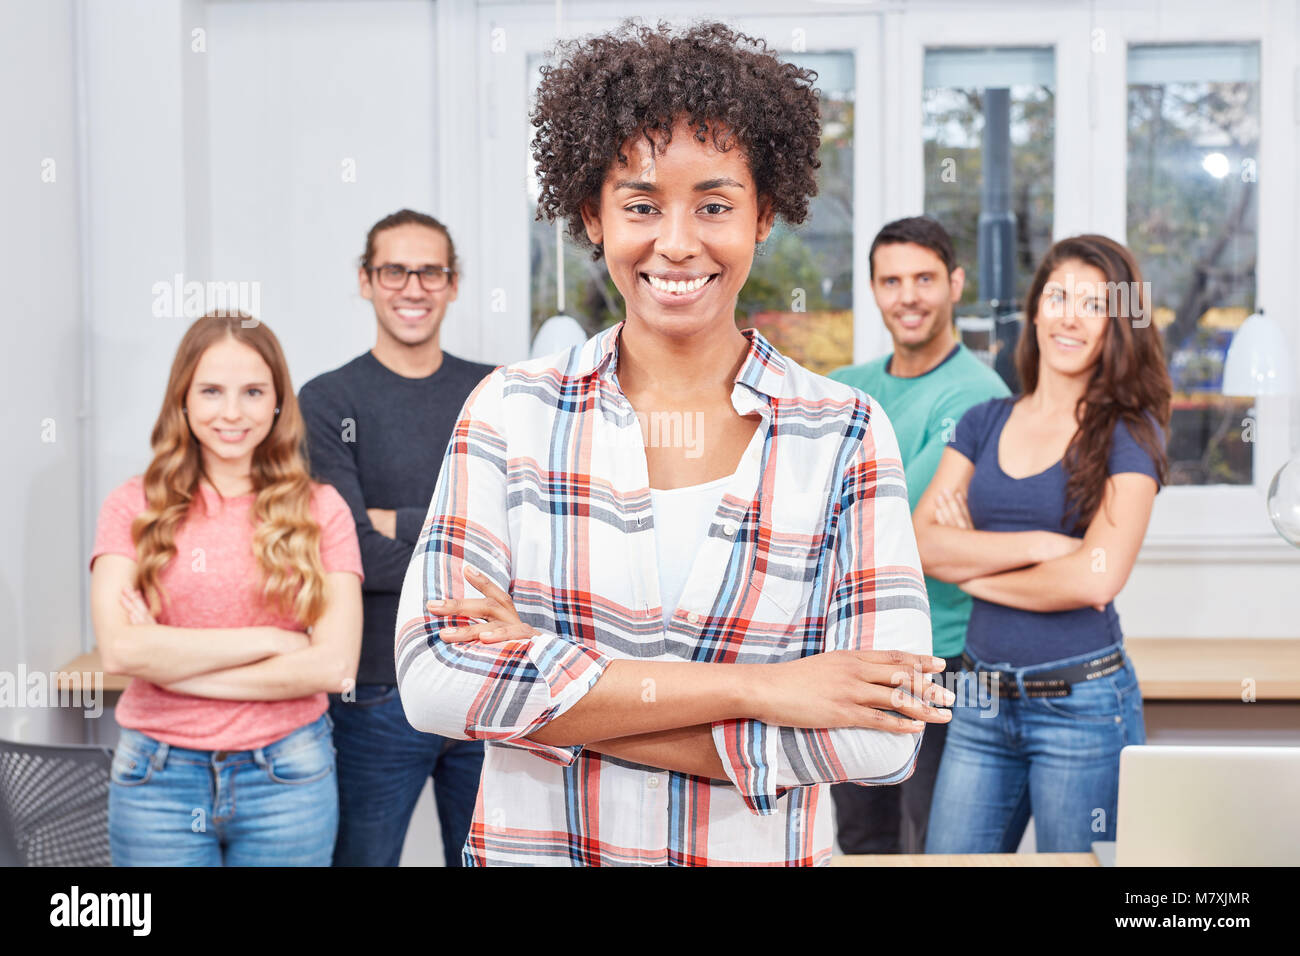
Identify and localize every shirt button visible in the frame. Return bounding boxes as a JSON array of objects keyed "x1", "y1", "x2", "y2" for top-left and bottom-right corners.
[
  {"x1": 687, "y1": 611, "x2": 701, "y2": 624},
  {"x1": 647, "y1": 775, "x2": 660, "y2": 789},
  {"x1": 721, "y1": 521, "x2": 739, "y2": 536}
]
